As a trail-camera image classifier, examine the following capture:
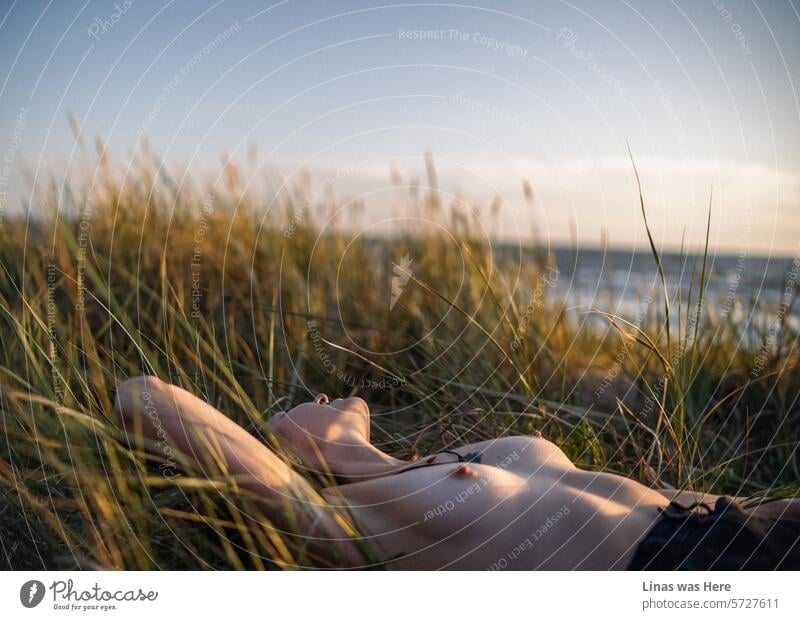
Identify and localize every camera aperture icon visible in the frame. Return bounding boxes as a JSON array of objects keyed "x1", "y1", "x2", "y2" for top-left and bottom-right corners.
[{"x1": 20, "y1": 580, "x2": 46, "y2": 608}]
